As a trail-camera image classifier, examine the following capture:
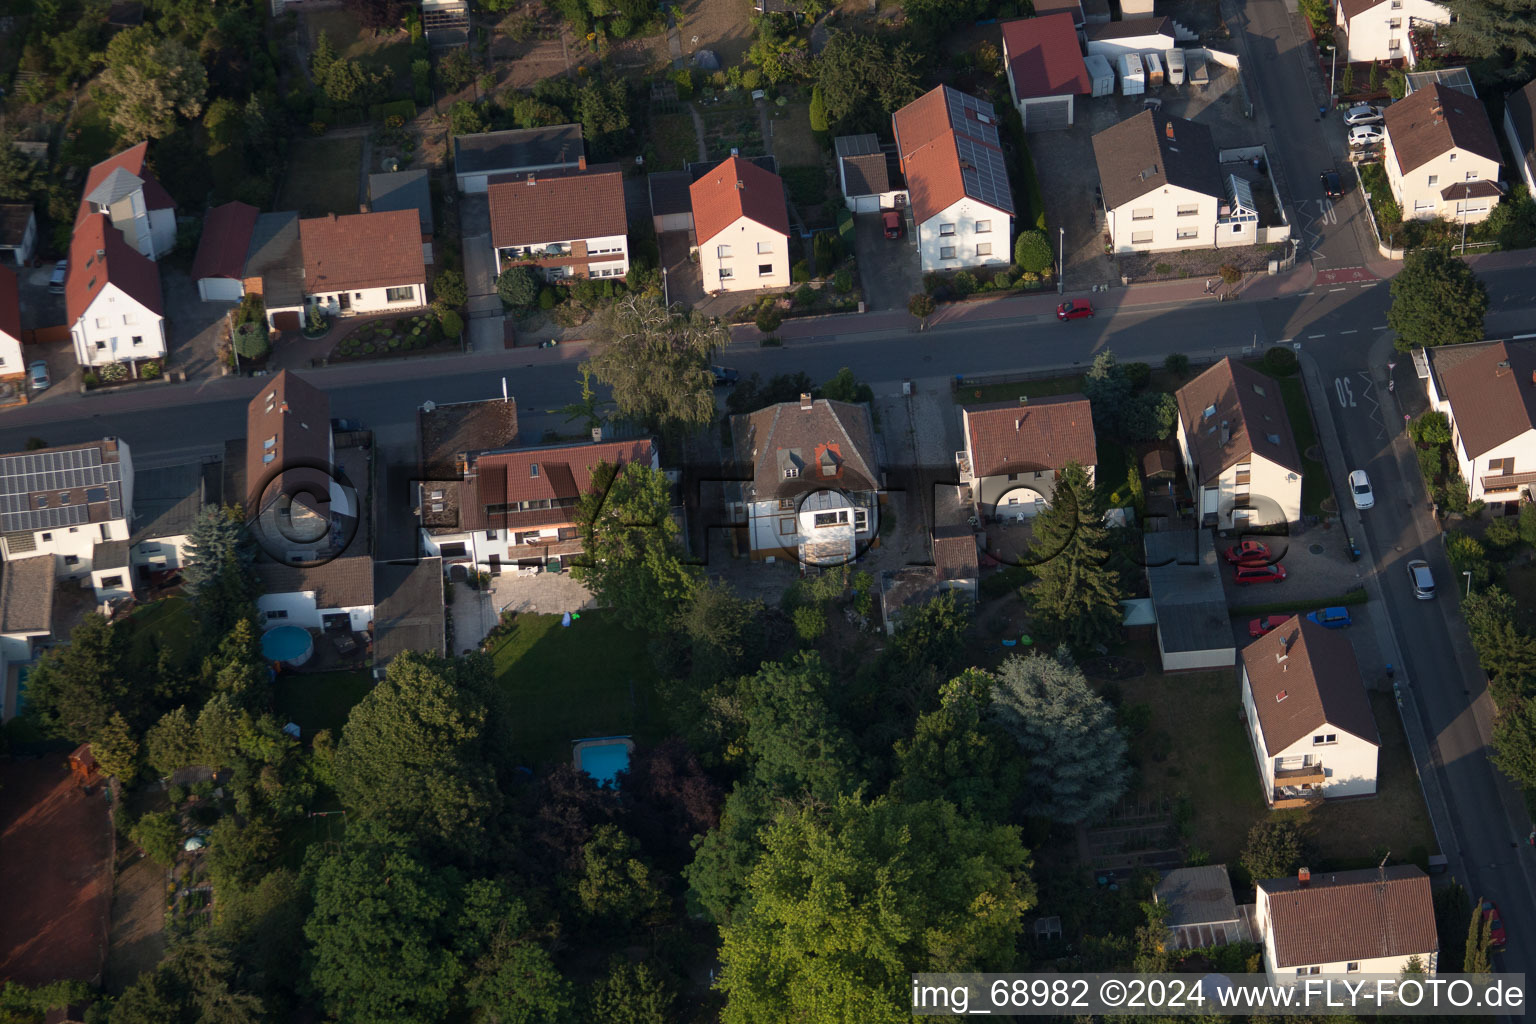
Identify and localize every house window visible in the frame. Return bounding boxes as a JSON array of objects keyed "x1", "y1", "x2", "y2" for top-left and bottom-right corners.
[
  {"x1": 853, "y1": 508, "x2": 868, "y2": 531},
  {"x1": 1449, "y1": 153, "x2": 1458, "y2": 162},
  {"x1": 1131, "y1": 231, "x2": 1153, "y2": 244},
  {"x1": 1428, "y1": 175, "x2": 1439, "y2": 187},
  {"x1": 100, "y1": 524, "x2": 111, "y2": 540},
  {"x1": 778, "y1": 498, "x2": 796, "y2": 511},
  {"x1": 975, "y1": 220, "x2": 991, "y2": 233},
  {"x1": 95, "y1": 317, "x2": 107, "y2": 328},
  {"x1": 95, "y1": 341, "x2": 106, "y2": 350},
  {"x1": 1489, "y1": 457, "x2": 1515, "y2": 475},
  {"x1": 40, "y1": 533, "x2": 51, "y2": 542},
  {"x1": 813, "y1": 510, "x2": 848, "y2": 528},
  {"x1": 101, "y1": 575, "x2": 123, "y2": 589},
  {"x1": 122, "y1": 313, "x2": 134, "y2": 325},
  {"x1": 1389, "y1": 17, "x2": 1402, "y2": 28},
  {"x1": 63, "y1": 555, "x2": 79, "y2": 566},
  {"x1": 1312, "y1": 733, "x2": 1337, "y2": 745},
  {"x1": 1232, "y1": 223, "x2": 1242, "y2": 234},
  {"x1": 719, "y1": 267, "x2": 734, "y2": 279},
  {"x1": 1235, "y1": 465, "x2": 1251, "y2": 486},
  {"x1": 385, "y1": 286, "x2": 415, "y2": 302},
  {"x1": 266, "y1": 609, "x2": 288, "y2": 620},
  {"x1": 1415, "y1": 200, "x2": 1435, "y2": 212},
  {"x1": 759, "y1": 263, "x2": 774, "y2": 276},
  {"x1": 757, "y1": 241, "x2": 773, "y2": 254},
  {"x1": 131, "y1": 336, "x2": 143, "y2": 346},
  {"x1": 976, "y1": 242, "x2": 992, "y2": 256},
  {"x1": 1390, "y1": 0, "x2": 1401, "y2": 7},
  {"x1": 1176, "y1": 204, "x2": 1199, "y2": 216},
  {"x1": 486, "y1": 530, "x2": 498, "y2": 540},
  {"x1": 939, "y1": 223, "x2": 956, "y2": 236},
  {"x1": 1466, "y1": 169, "x2": 1479, "y2": 180},
  {"x1": 1346, "y1": 962, "x2": 1360, "y2": 973},
  {"x1": 1176, "y1": 227, "x2": 1198, "y2": 240},
  {"x1": 940, "y1": 246, "x2": 957, "y2": 259},
  {"x1": 515, "y1": 530, "x2": 542, "y2": 544},
  {"x1": 717, "y1": 244, "x2": 732, "y2": 258},
  {"x1": 1296, "y1": 967, "x2": 1321, "y2": 976},
  {"x1": 1131, "y1": 208, "x2": 1155, "y2": 221},
  {"x1": 779, "y1": 517, "x2": 796, "y2": 534},
  {"x1": 784, "y1": 466, "x2": 800, "y2": 479}
]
